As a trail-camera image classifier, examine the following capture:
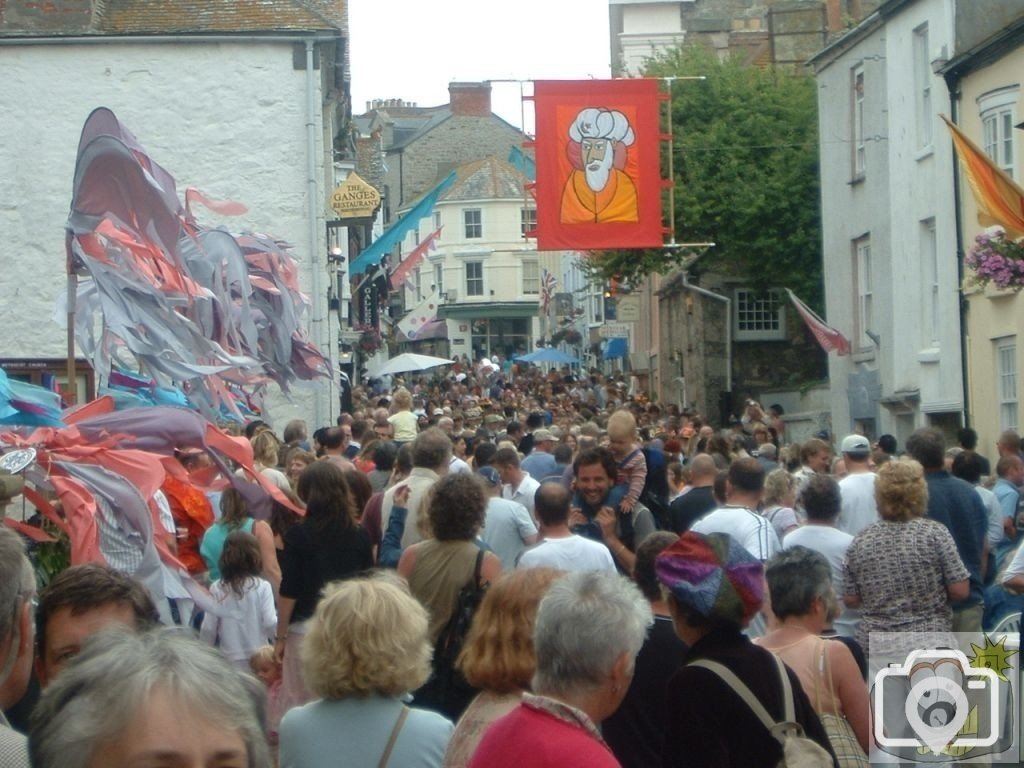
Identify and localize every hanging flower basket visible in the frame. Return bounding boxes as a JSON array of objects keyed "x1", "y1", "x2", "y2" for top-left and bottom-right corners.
[
  {"x1": 966, "y1": 226, "x2": 1024, "y2": 291},
  {"x1": 550, "y1": 329, "x2": 567, "y2": 345},
  {"x1": 357, "y1": 327, "x2": 382, "y2": 355},
  {"x1": 563, "y1": 328, "x2": 583, "y2": 345}
]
